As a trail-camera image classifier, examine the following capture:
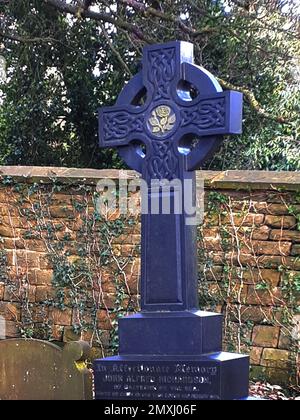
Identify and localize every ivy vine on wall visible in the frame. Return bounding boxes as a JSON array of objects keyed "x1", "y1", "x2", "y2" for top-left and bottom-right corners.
[{"x1": 0, "y1": 175, "x2": 299, "y2": 387}]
